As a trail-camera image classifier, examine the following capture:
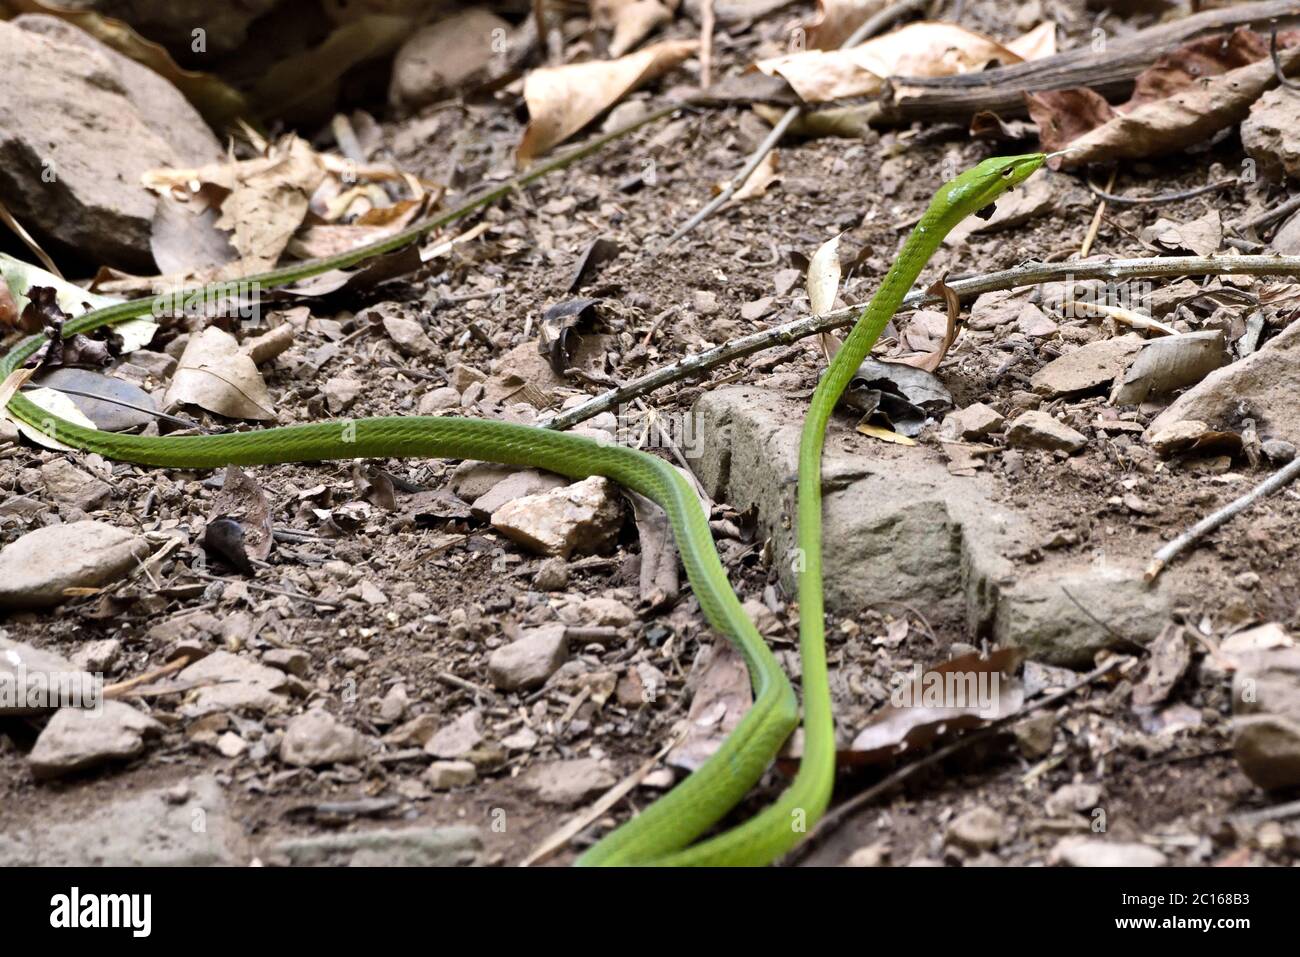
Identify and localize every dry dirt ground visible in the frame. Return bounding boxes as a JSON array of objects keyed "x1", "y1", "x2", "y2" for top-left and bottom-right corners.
[{"x1": 2, "y1": 1, "x2": 1298, "y2": 867}]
